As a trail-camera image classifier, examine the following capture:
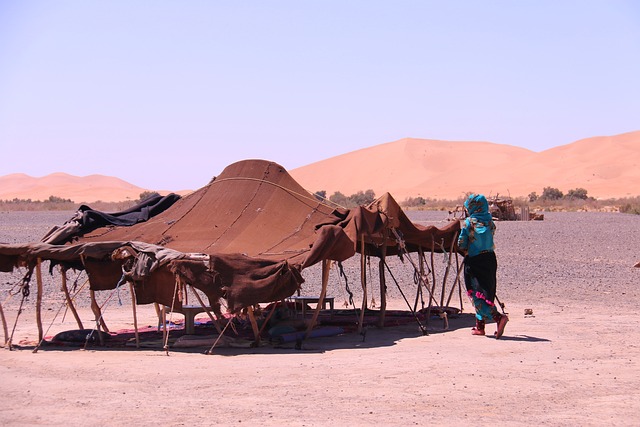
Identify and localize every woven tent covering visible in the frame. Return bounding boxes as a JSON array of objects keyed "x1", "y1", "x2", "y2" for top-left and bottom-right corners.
[{"x1": 0, "y1": 159, "x2": 460, "y2": 315}]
